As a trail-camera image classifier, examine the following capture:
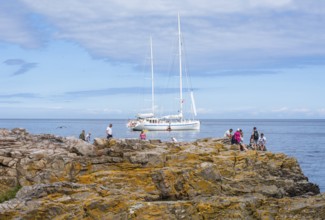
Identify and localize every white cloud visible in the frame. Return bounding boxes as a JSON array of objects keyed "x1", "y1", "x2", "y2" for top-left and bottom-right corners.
[
  {"x1": 0, "y1": 1, "x2": 42, "y2": 47},
  {"x1": 44, "y1": 106, "x2": 64, "y2": 110},
  {"x1": 272, "y1": 107, "x2": 289, "y2": 113},
  {"x1": 1, "y1": 0, "x2": 324, "y2": 74},
  {"x1": 249, "y1": 0, "x2": 293, "y2": 8},
  {"x1": 292, "y1": 108, "x2": 311, "y2": 113},
  {"x1": 19, "y1": 0, "x2": 294, "y2": 16},
  {"x1": 102, "y1": 108, "x2": 123, "y2": 114},
  {"x1": 271, "y1": 107, "x2": 313, "y2": 114},
  {"x1": 317, "y1": 109, "x2": 325, "y2": 115},
  {"x1": 196, "y1": 107, "x2": 215, "y2": 114}
]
